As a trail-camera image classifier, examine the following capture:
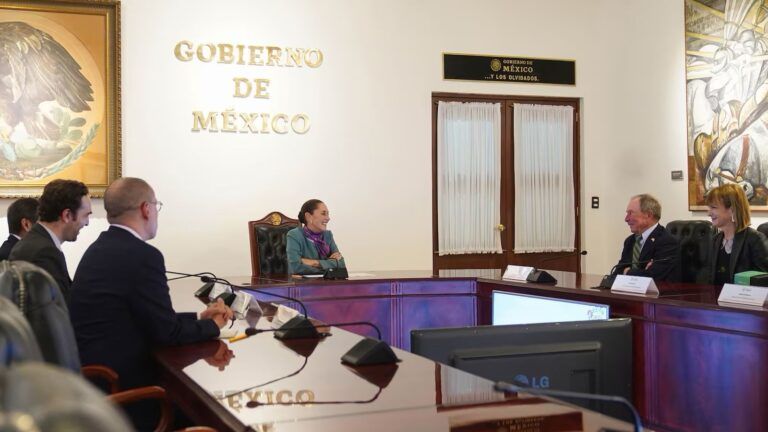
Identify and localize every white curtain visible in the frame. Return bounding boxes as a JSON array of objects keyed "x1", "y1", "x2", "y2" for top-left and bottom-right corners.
[
  {"x1": 437, "y1": 101, "x2": 502, "y2": 255},
  {"x1": 513, "y1": 103, "x2": 575, "y2": 253}
]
